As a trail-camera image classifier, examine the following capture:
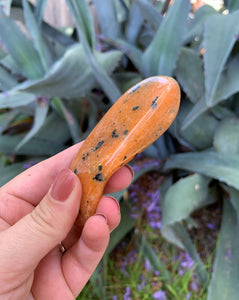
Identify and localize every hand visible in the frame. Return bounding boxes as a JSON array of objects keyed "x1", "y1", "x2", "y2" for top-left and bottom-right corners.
[{"x1": 0, "y1": 142, "x2": 133, "y2": 299}]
